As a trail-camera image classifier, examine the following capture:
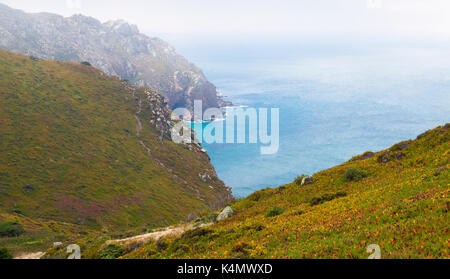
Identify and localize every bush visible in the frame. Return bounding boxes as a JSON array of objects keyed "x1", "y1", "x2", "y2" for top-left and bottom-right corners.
[
  {"x1": 80, "y1": 61, "x2": 92, "y2": 66},
  {"x1": 0, "y1": 247, "x2": 12, "y2": 259},
  {"x1": 310, "y1": 192, "x2": 347, "y2": 206},
  {"x1": 343, "y1": 168, "x2": 368, "y2": 182},
  {"x1": 0, "y1": 222, "x2": 25, "y2": 237},
  {"x1": 156, "y1": 240, "x2": 168, "y2": 252},
  {"x1": 180, "y1": 228, "x2": 213, "y2": 240},
  {"x1": 266, "y1": 207, "x2": 285, "y2": 218},
  {"x1": 195, "y1": 213, "x2": 219, "y2": 225},
  {"x1": 99, "y1": 244, "x2": 125, "y2": 259}
]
